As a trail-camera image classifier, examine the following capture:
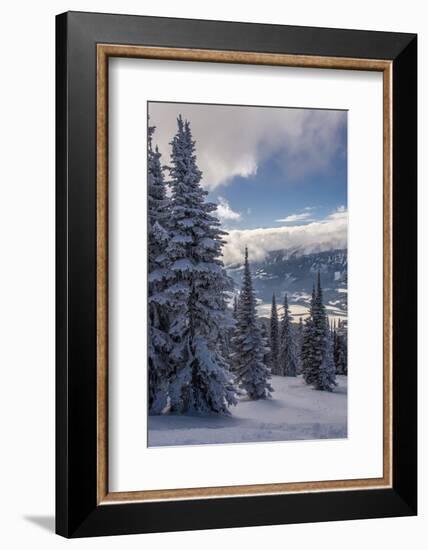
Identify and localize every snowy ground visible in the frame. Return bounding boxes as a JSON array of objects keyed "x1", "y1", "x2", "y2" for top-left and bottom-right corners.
[{"x1": 148, "y1": 375, "x2": 347, "y2": 447}]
